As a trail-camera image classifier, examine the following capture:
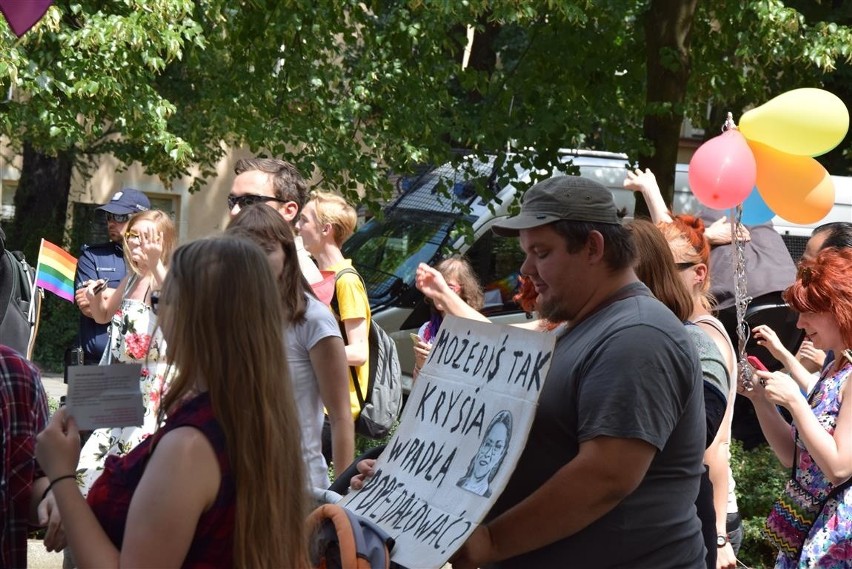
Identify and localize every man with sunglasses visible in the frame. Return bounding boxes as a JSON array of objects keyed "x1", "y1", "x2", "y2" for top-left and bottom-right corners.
[
  {"x1": 228, "y1": 157, "x2": 323, "y2": 285},
  {"x1": 74, "y1": 188, "x2": 150, "y2": 365}
]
